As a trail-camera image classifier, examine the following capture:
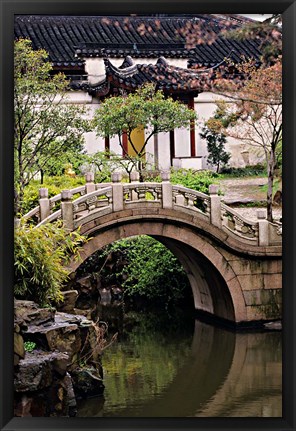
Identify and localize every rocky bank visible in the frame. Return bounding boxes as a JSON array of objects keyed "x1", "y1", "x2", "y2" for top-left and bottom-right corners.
[{"x1": 14, "y1": 299, "x2": 106, "y2": 417}]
